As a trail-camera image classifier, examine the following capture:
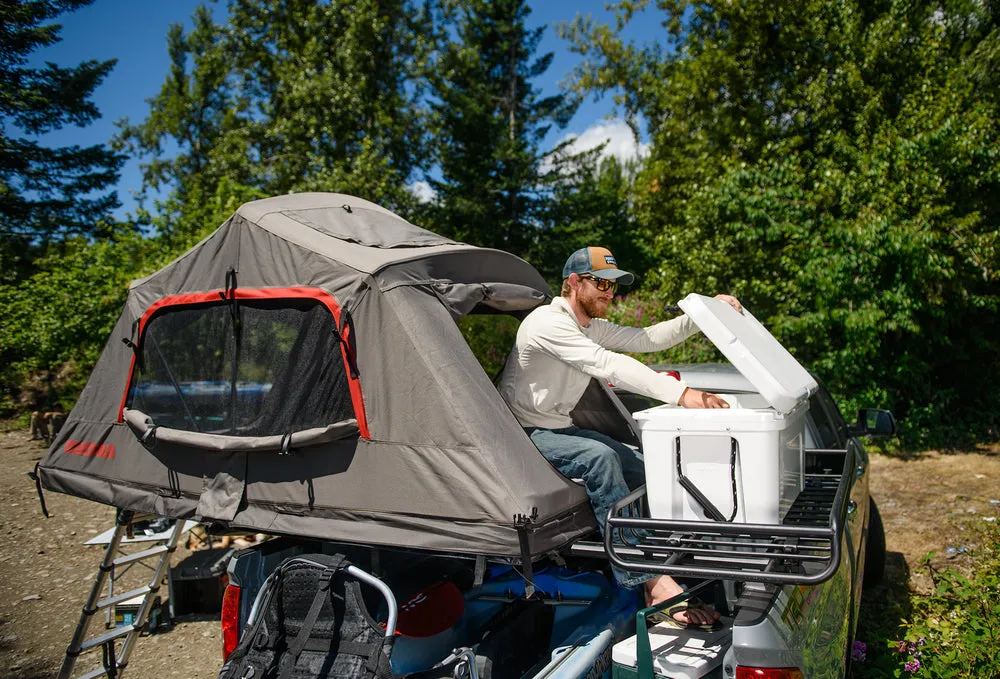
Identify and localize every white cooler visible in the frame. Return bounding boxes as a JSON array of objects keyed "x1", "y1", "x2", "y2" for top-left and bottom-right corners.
[
  {"x1": 611, "y1": 618, "x2": 733, "y2": 679},
  {"x1": 634, "y1": 294, "x2": 819, "y2": 525}
]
